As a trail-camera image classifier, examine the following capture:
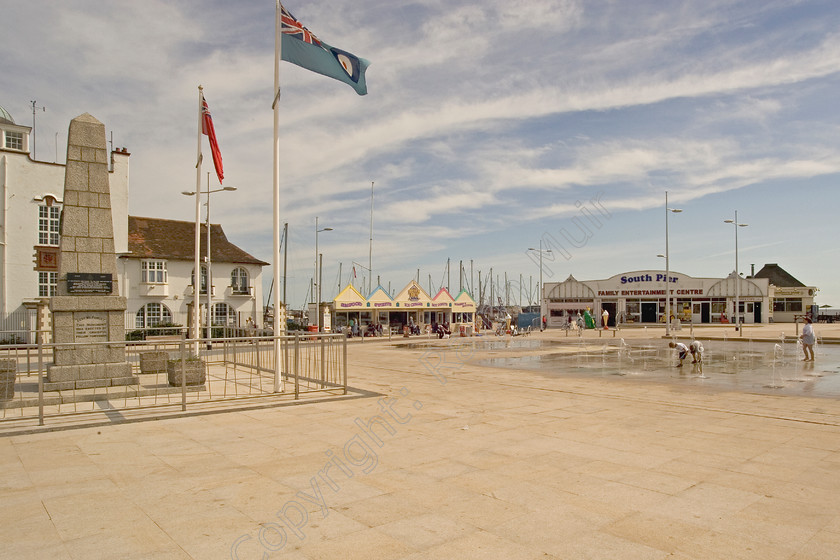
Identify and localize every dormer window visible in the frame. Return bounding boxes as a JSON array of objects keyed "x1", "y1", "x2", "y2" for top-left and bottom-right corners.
[{"x1": 5, "y1": 131, "x2": 23, "y2": 150}]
